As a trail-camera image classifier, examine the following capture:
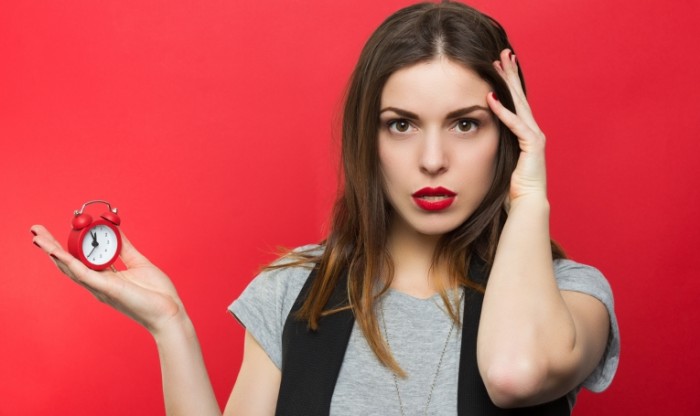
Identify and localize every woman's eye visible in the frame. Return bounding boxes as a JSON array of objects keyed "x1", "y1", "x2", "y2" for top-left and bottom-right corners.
[
  {"x1": 455, "y1": 119, "x2": 478, "y2": 133},
  {"x1": 388, "y1": 119, "x2": 412, "y2": 133}
]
